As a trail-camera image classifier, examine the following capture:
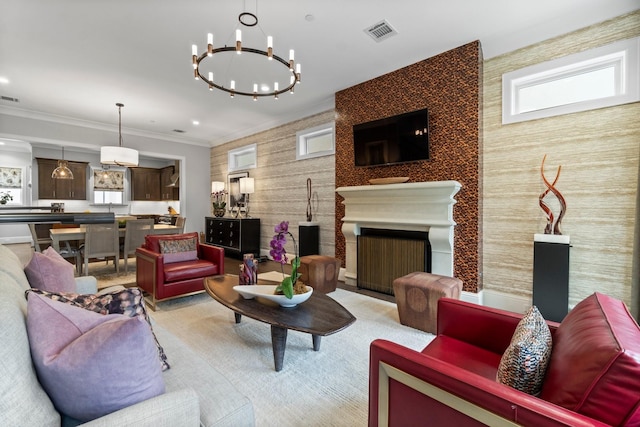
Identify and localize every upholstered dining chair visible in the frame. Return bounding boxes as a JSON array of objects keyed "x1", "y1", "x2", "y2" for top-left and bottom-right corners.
[
  {"x1": 80, "y1": 222, "x2": 120, "y2": 276},
  {"x1": 174, "y1": 216, "x2": 186, "y2": 233},
  {"x1": 122, "y1": 219, "x2": 154, "y2": 273}
]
